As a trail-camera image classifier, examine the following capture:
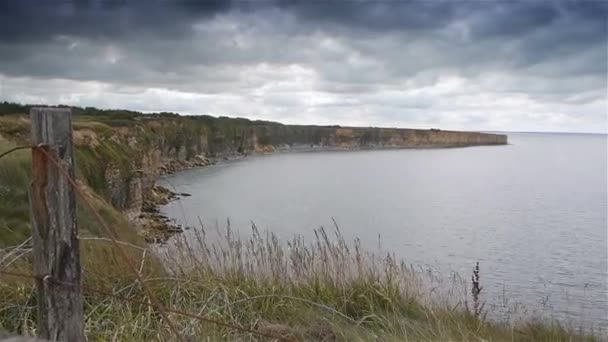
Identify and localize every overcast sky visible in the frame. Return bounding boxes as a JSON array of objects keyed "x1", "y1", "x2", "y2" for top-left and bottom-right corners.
[{"x1": 0, "y1": 1, "x2": 606, "y2": 132}]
